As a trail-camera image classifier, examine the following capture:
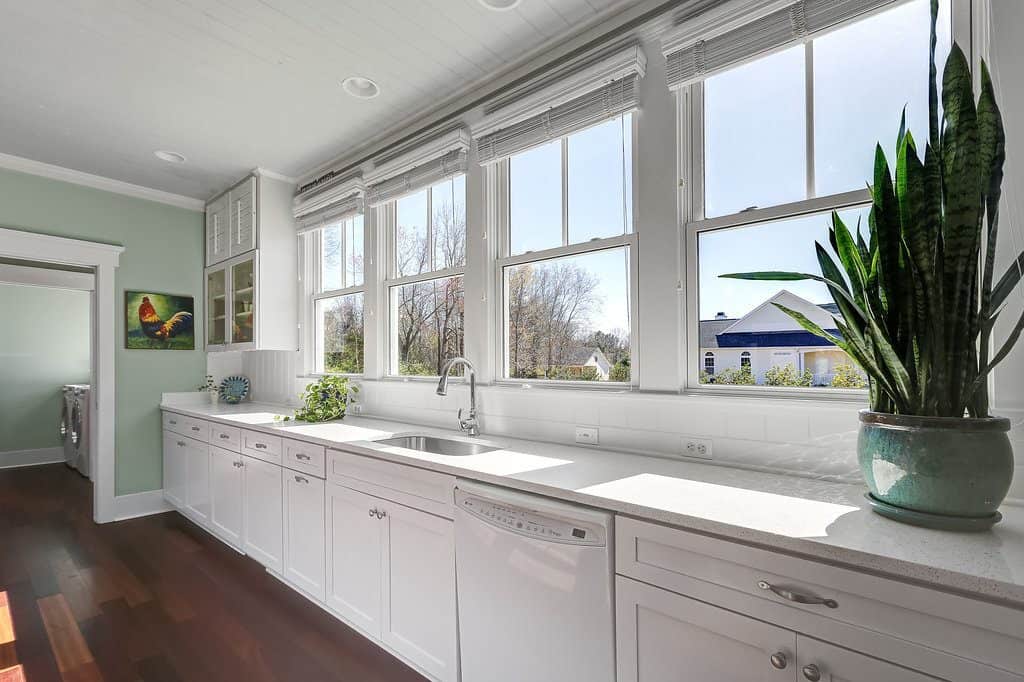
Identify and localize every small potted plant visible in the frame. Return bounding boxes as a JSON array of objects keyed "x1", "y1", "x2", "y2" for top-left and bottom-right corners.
[
  {"x1": 723, "y1": 4, "x2": 1021, "y2": 530},
  {"x1": 197, "y1": 375, "x2": 218, "y2": 405},
  {"x1": 293, "y1": 375, "x2": 359, "y2": 423}
]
